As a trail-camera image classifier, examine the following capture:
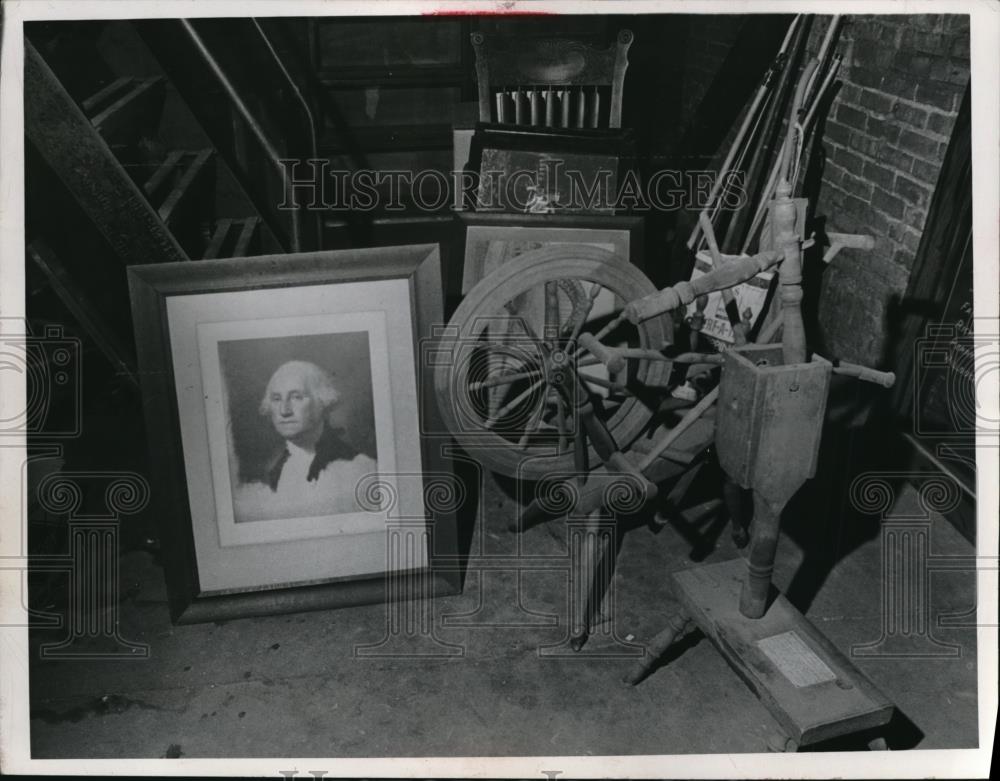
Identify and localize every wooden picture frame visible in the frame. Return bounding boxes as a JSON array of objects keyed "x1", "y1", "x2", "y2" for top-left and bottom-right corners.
[
  {"x1": 456, "y1": 212, "x2": 645, "y2": 294},
  {"x1": 128, "y1": 244, "x2": 460, "y2": 624},
  {"x1": 468, "y1": 123, "x2": 636, "y2": 214}
]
